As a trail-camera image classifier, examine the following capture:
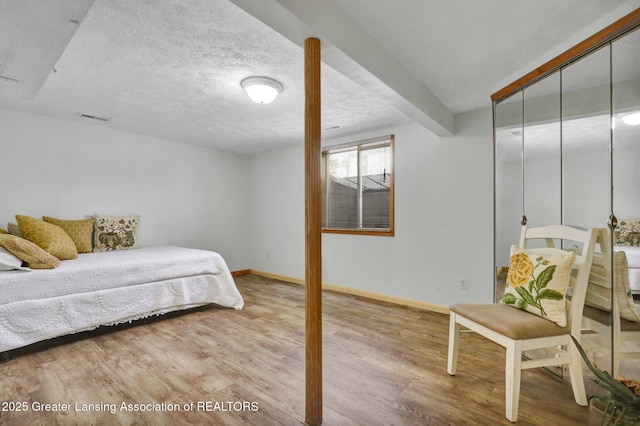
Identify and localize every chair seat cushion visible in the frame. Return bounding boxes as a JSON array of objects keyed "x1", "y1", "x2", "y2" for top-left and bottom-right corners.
[{"x1": 450, "y1": 303, "x2": 570, "y2": 340}]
